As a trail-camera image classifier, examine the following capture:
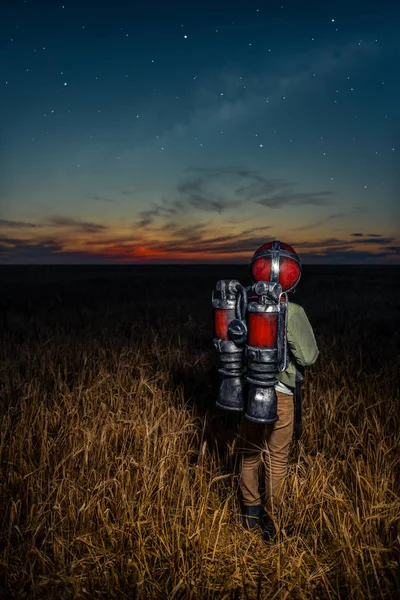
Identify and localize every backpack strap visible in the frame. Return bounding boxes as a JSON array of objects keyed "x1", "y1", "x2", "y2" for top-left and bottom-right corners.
[{"x1": 294, "y1": 365, "x2": 304, "y2": 441}]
